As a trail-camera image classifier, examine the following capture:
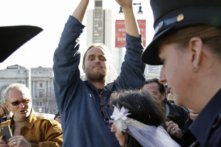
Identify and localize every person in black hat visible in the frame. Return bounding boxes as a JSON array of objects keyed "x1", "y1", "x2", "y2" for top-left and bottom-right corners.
[
  {"x1": 54, "y1": 111, "x2": 61, "y2": 124},
  {"x1": 142, "y1": 0, "x2": 221, "y2": 146},
  {"x1": 0, "y1": 25, "x2": 42, "y2": 63}
]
